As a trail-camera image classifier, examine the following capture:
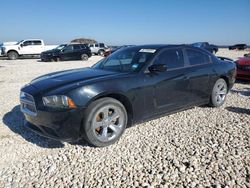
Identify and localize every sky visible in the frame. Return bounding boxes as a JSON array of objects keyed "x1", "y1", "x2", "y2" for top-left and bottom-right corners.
[{"x1": 1, "y1": 0, "x2": 250, "y2": 45}]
